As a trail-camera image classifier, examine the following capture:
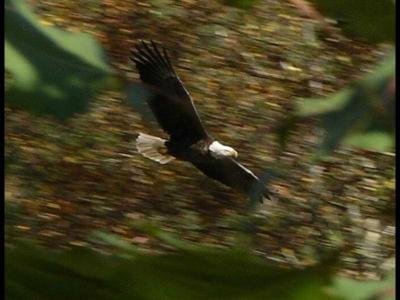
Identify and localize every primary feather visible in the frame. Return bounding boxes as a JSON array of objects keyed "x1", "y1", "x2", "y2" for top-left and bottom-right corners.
[{"x1": 130, "y1": 40, "x2": 208, "y2": 146}]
